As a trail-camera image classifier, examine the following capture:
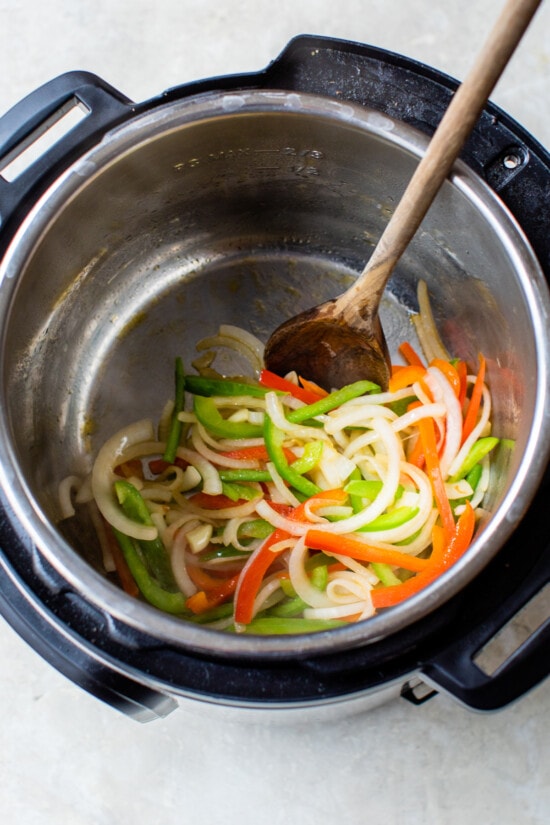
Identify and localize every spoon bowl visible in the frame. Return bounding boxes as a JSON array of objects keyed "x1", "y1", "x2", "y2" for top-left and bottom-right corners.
[{"x1": 264, "y1": 291, "x2": 391, "y2": 391}]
